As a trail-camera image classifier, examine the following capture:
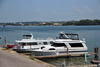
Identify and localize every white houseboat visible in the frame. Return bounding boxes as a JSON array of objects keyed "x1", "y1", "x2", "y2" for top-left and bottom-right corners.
[
  {"x1": 13, "y1": 33, "x2": 54, "y2": 53},
  {"x1": 31, "y1": 32, "x2": 88, "y2": 56}
]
